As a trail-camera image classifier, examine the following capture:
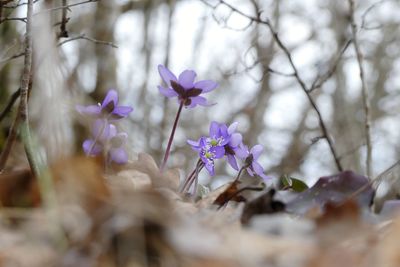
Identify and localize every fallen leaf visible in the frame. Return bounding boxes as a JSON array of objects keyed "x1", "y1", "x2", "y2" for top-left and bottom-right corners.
[{"x1": 286, "y1": 171, "x2": 374, "y2": 215}]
